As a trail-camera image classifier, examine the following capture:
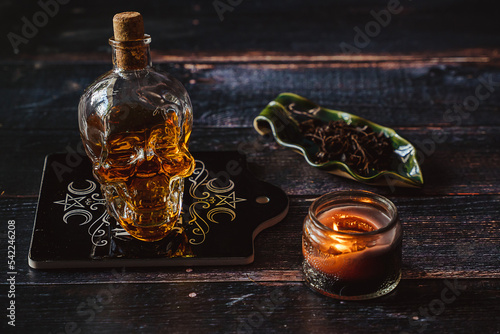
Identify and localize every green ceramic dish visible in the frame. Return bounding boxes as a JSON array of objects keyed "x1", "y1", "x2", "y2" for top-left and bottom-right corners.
[{"x1": 253, "y1": 93, "x2": 423, "y2": 188}]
